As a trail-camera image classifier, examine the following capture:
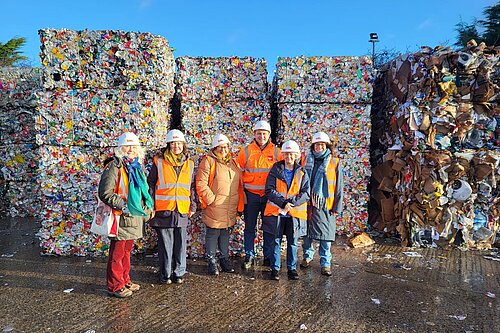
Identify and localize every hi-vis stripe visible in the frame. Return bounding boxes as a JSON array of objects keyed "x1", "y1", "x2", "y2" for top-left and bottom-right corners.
[
  {"x1": 157, "y1": 159, "x2": 194, "y2": 186},
  {"x1": 243, "y1": 167, "x2": 272, "y2": 173},
  {"x1": 242, "y1": 145, "x2": 279, "y2": 189},
  {"x1": 155, "y1": 195, "x2": 190, "y2": 201},
  {"x1": 156, "y1": 183, "x2": 191, "y2": 190},
  {"x1": 244, "y1": 183, "x2": 265, "y2": 190}
]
